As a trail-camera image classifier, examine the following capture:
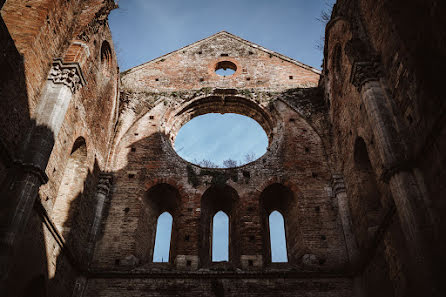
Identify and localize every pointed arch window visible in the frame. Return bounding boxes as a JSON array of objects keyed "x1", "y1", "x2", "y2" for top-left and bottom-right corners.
[
  {"x1": 269, "y1": 211, "x2": 288, "y2": 262},
  {"x1": 212, "y1": 211, "x2": 229, "y2": 262},
  {"x1": 153, "y1": 212, "x2": 173, "y2": 263}
]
